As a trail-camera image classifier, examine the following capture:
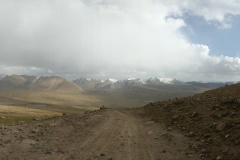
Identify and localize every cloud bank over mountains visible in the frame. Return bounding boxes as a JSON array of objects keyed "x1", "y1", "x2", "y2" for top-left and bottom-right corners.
[{"x1": 0, "y1": 0, "x2": 240, "y2": 81}]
